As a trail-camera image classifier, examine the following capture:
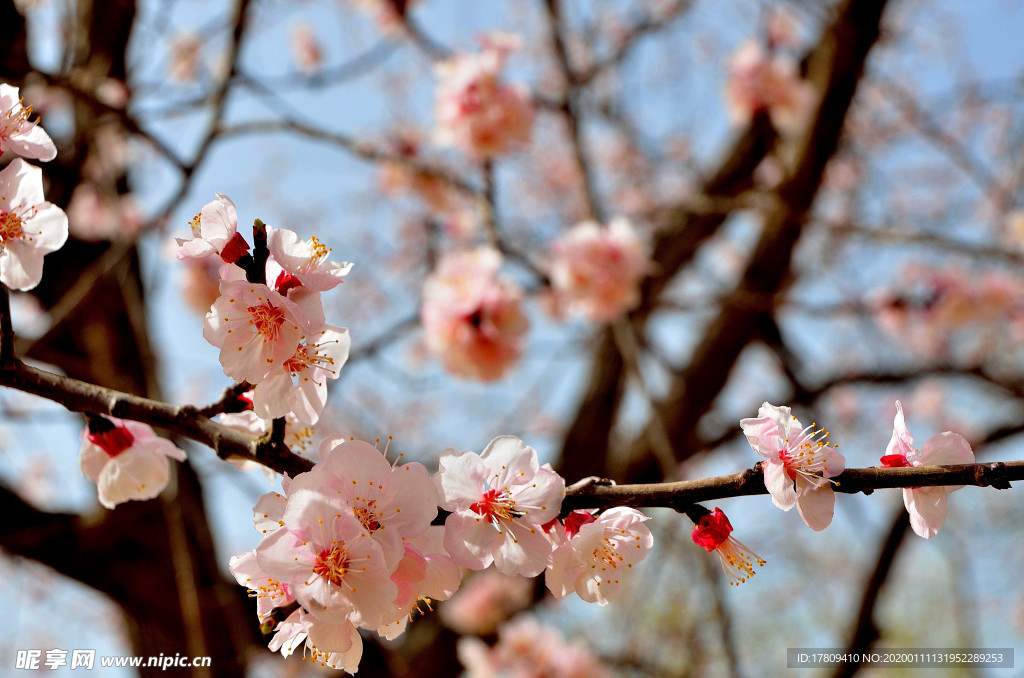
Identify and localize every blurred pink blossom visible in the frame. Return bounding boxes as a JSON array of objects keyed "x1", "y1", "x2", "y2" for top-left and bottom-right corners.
[
  {"x1": 549, "y1": 217, "x2": 651, "y2": 323},
  {"x1": 724, "y1": 40, "x2": 816, "y2": 136},
  {"x1": 421, "y1": 247, "x2": 528, "y2": 380},
  {"x1": 435, "y1": 41, "x2": 534, "y2": 159},
  {"x1": 66, "y1": 183, "x2": 142, "y2": 242},
  {"x1": 458, "y1": 616, "x2": 614, "y2": 678},
  {"x1": 439, "y1": 570, "x2": 533, "y2": 635},
  {"x1": 290, "y1": 23, "x2": 324, "y2": 73}
]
